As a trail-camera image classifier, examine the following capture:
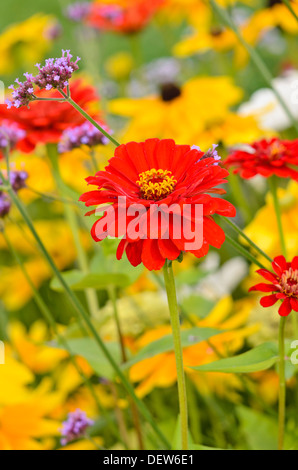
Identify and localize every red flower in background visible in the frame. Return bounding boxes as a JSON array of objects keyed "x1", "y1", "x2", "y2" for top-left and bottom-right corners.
[
  {"x1": 250, "y1": 255, "x2": 298, "y2": 316},
  {"x1": 80, "y1": 138, "x2": 236, "y2": 271},
  {"x1": 87, "y1": 0, "x2": 165, "y2": 34},
  {"x1": 225, "y1": 138, "x2": 298, "y2": 180},
  {"x1": 0, "y1": 79, "x2": 100, "y2": 152}
]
